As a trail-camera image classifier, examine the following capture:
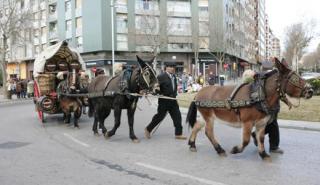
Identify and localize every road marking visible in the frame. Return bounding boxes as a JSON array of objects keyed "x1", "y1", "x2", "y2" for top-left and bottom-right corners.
[
  {"x1": 135, "y1": 162, "x2": 227, "y2": 185},
  {"x1": 63, "y1": 133, "x2": 90, "y2": 148}
]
